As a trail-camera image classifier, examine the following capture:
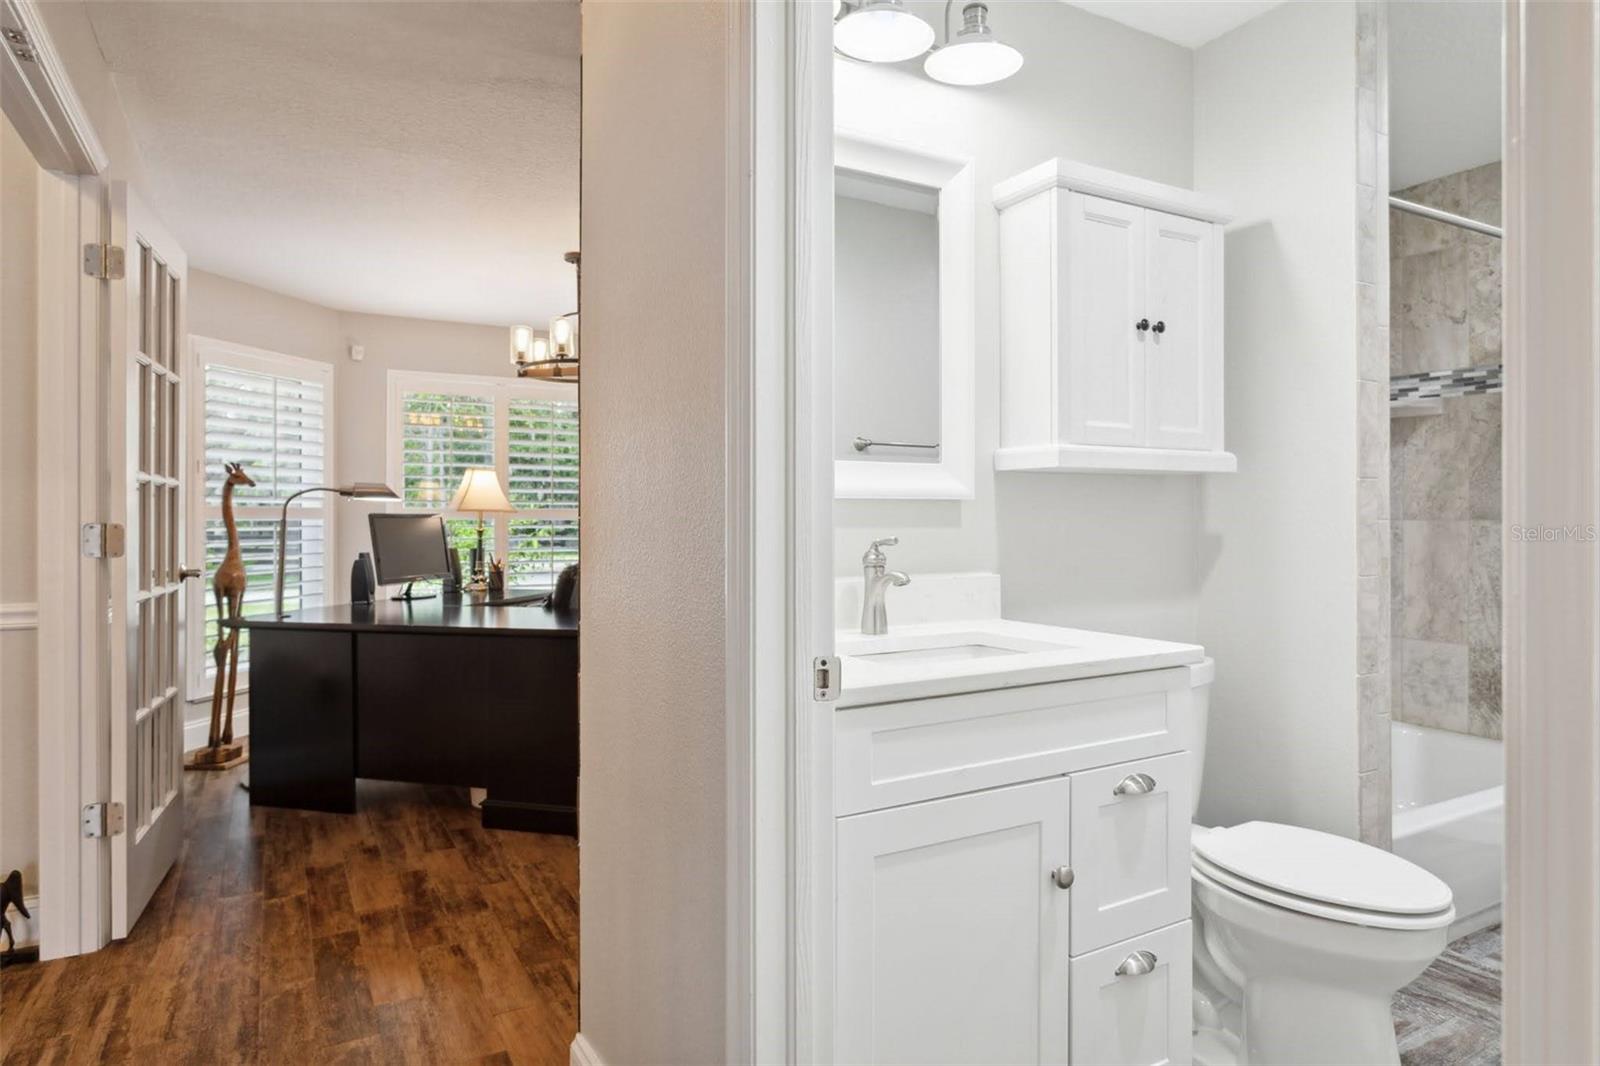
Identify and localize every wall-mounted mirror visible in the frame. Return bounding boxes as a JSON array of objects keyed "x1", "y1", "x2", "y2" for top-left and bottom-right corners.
[{"x1": 834, "y1": 131, "x2": 975, "y2": 499}]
